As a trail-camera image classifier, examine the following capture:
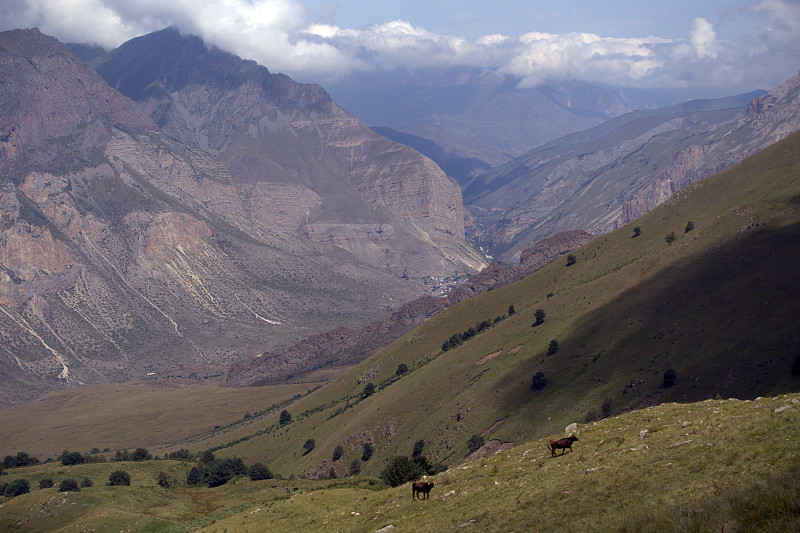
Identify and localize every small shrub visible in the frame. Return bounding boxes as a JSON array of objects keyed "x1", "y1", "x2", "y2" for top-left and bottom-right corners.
[
  {"x1": 665, "y1": 231, "x2": 677, "y2": 244},
  {"x1": 395, "y1": 363, "x2": 409, "y2": 376},
  {"x1": 601, "y1": 397, "x2": 614, "y2": 419},
  {"x1": 508, "y1": 304, "x2": 515, "y2": 316},
  {"x1": 381, "y1": 456, "x2": 424, "y2": 487},
  {"x1": 350, "y1": 459, "x2": 362, "y2": 476},
  {"x1": 166, "y1": 449, "x2": 193, "y2": 461},
  {"x1": 533, "y1": 309, "x2": 546, "y2": 326},
  {"x1": 547, "y1": 339, "x2": 559, "y2": 356},
  {"x1": 303, "y1": 439, "x2": 316, "y2": 455},
  {"x1": 59, "y1": 479, "x2": 80, "y2": 492},
  {"x1": 663, "y1": 368, "x2": 677, "y2": 388},
  {"x1": 566, "y1": 254, "x2": 576, "y2": 266},
  {"x1": 279, "y1": 410, "x2": 292, "y2": 426},
  {"x1": 5, "y1": 479, "x2": 30, "y2": 497},
  {"x1": 186, "y1": 466, "x2": 204, "y2": 486},
  {"x1": 328, "y1": 467, "x2": 337, "y2": 479},
  {"x1": 361, "y1": 442, "x2": 374, "y2": 462},
  {"x1": 585, "y1": 409, "x2": 600, "y2": 423},
  {"x1": 39, "y1": 478, "x2": 55, "y2": 489},
  {"x1": 113, "y1": 450, "x2": 129, "y2": 462},
  {"x1": 248, "y1": 463, "x2": 273, "y2": 481},
  {"x1": 362, "y1": 382, "x2": 376, "y2": 399},
  {"x1": 412, "y1": 439, "x2": 425, "y2": 458},
  {"x1": 467, "y1": 434, "x2": 485, "y2": 454},
  {"x1": 80, "y1": 477, "x2": 93, "y2": 488},
  {"x1": 531, "y1": 371, "x2": 548, "y2": 391},
  {"x1": 156, "y1": 472, "x2": 172, "y2": 488},
  {"x1": 633, "y1": 226, "x2": 641, "y2": 237},
  {"x1": 108, "y1": 470, "x2": 131, "y2": 486},
  {"x1": 685, "y1": 221, "x2": 695, "y2": 233},
  {"x1": 332, "y1": 445, "x2": 344, "y2": 461}
]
